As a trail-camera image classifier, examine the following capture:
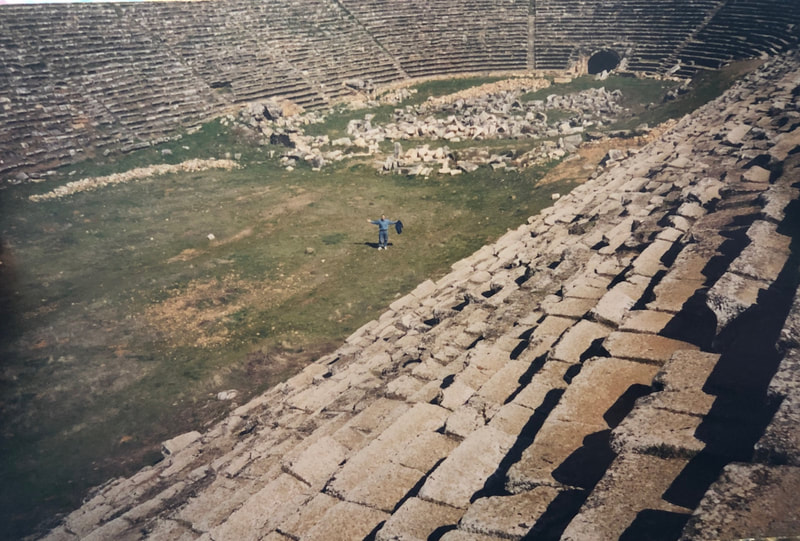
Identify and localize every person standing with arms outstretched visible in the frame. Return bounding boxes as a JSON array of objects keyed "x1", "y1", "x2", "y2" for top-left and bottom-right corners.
[{"x1": 367, "y1": 214, "x2": 398, "y2": 250}]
